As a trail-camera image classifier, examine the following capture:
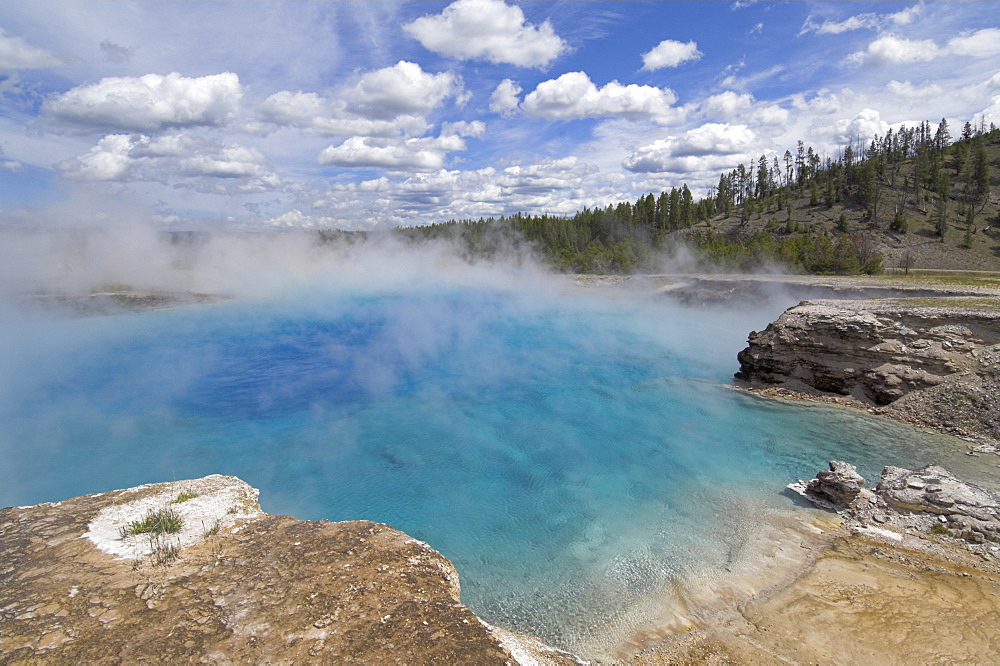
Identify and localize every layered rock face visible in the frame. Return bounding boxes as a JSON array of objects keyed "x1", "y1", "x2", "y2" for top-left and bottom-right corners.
[
  {"x1": 0, "y1": 476, "x2": 578, "y2": 664},
  {"x1": 736, "y1": 299, "x2": 1000, "y2": 440}
]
